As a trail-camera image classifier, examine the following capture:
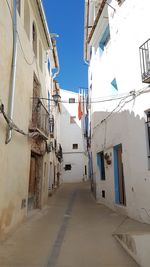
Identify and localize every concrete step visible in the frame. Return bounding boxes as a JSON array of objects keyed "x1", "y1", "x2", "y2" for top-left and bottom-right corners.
[{"x1": 114, "y1": 232, "x2": 150, "y2": 267}]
